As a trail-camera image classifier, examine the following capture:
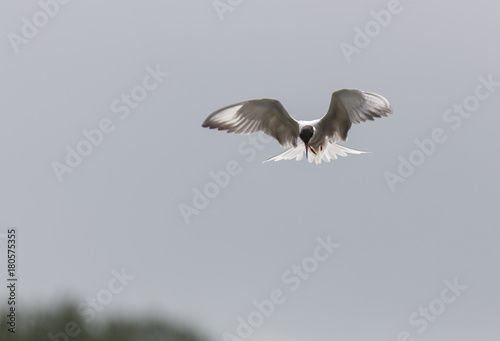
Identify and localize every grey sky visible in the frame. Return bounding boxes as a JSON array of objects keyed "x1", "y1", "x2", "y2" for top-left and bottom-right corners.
[{"x1": 1, "y1": 1, "x2": 499, "y2": 340}]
